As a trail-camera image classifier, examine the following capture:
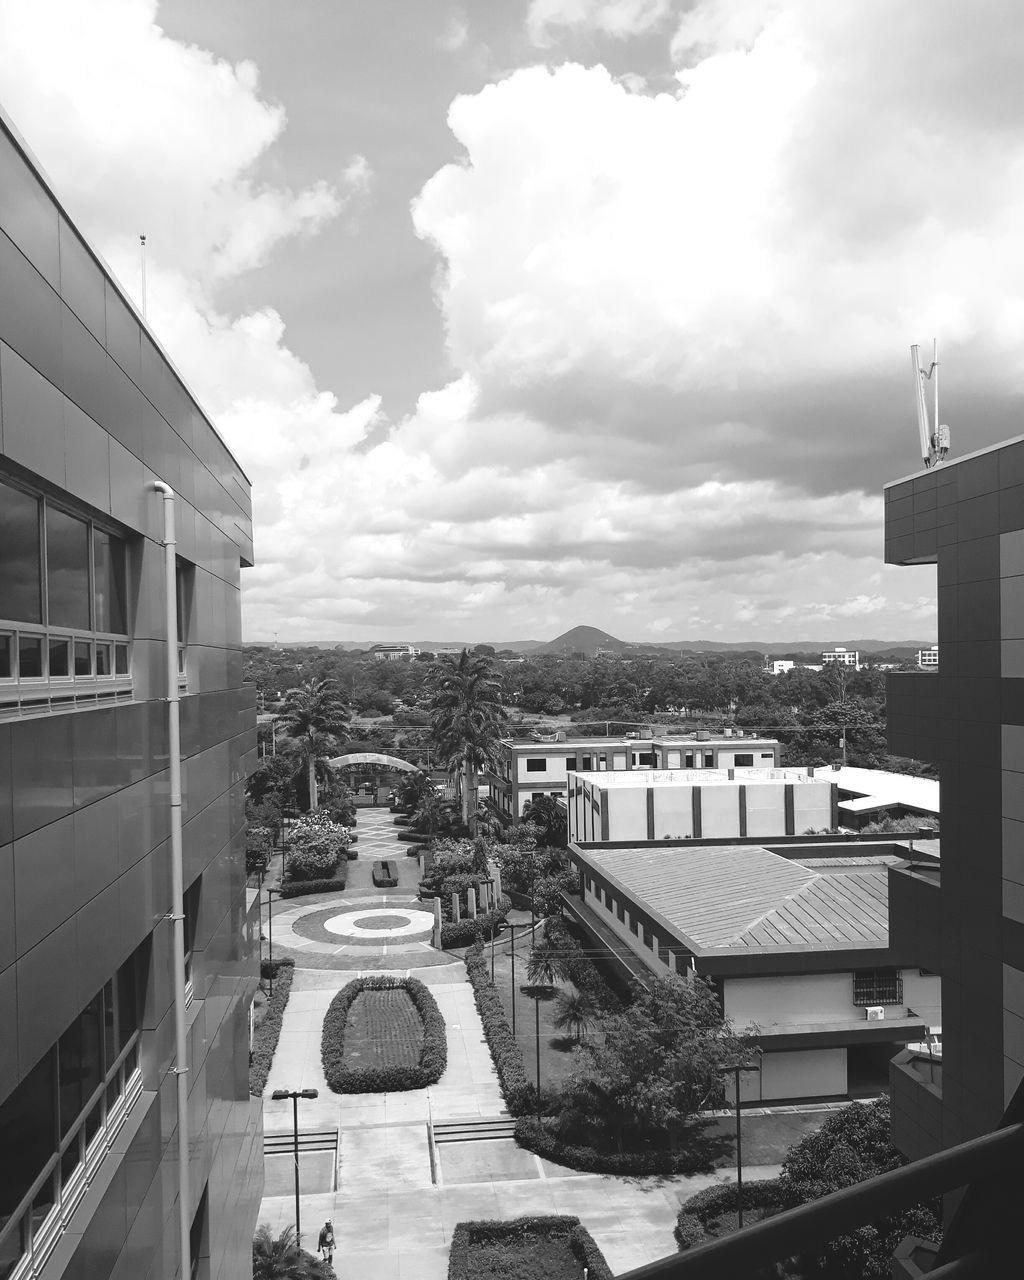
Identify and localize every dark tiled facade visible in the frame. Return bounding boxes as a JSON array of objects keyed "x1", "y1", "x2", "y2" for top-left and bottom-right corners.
[
  {"x1": 885, "y1": 442, "x2": 1024, "y2": 1160},
  {"x1": 0, "y1": 109, "x2": 261, "y2": 1279}
]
